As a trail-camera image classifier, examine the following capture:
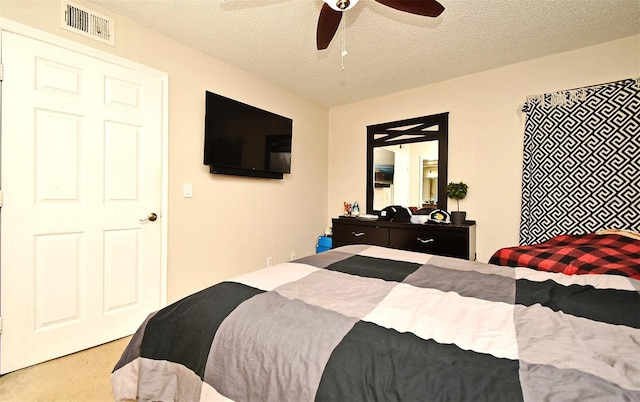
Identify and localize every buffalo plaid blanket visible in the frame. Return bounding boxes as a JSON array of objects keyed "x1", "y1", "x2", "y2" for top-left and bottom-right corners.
[
  {"x1": 112, "y1": 245, "x2": 640, "y2": 401},
  {"x1": 489, "y1": 233, "x2": 640, "y2": 279}
]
